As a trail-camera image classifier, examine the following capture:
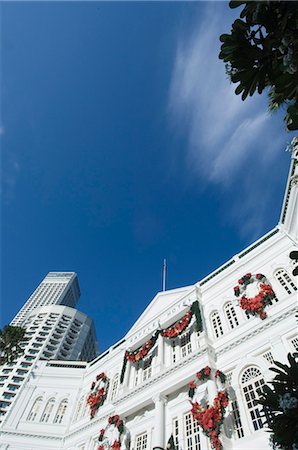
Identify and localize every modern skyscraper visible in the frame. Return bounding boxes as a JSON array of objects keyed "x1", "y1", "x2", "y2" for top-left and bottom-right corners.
[
  {"x1": 0, "y1": 273, "x2": 98, "y2": 423},
  {"x1": 11, "y1": 272, "x2": 81, "y2": 326}
]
